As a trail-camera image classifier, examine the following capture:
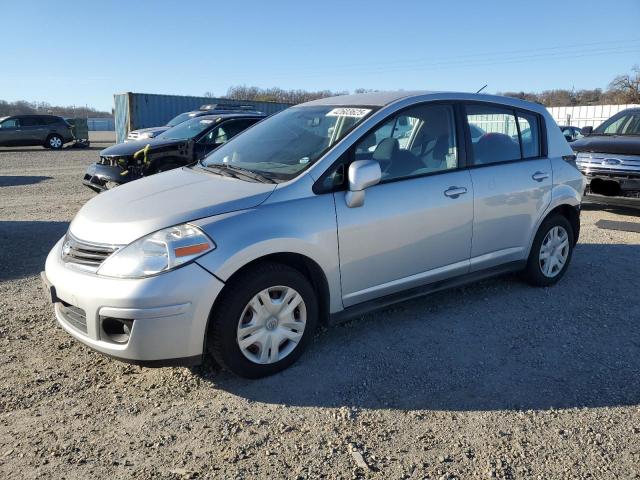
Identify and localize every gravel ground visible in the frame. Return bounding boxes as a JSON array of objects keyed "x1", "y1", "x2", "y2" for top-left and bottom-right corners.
[{"x1": 1, "y1": 141, "x2": 639, "y2": 479}]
